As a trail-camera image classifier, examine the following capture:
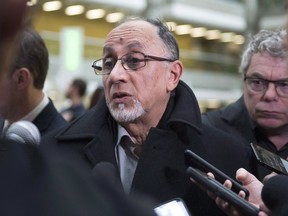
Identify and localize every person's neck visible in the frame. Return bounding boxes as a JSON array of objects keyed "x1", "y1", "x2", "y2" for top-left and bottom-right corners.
[
  {"x1": 265, "y1": 127, "x2": 288, "y2": 150},
  {"x1": 71, "y1": 96, "x2": 83, "y2": 106},
  {"x1": 8, "y1": 90, "x2": 44, "y2": 123},
  {"x1": 121, "y1": 114, "x2": 163, "y2": 146},
  {"x1": 121, "y1": 97, "x2": 169, "y2": 146}
]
